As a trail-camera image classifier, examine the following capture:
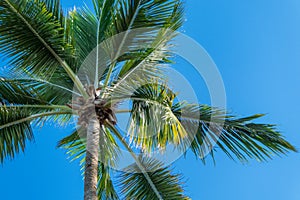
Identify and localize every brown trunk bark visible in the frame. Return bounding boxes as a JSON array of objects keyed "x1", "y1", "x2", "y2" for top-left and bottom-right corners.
[{"x1": 84, "y1": 116, "x2": 100, "y2": 200}]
